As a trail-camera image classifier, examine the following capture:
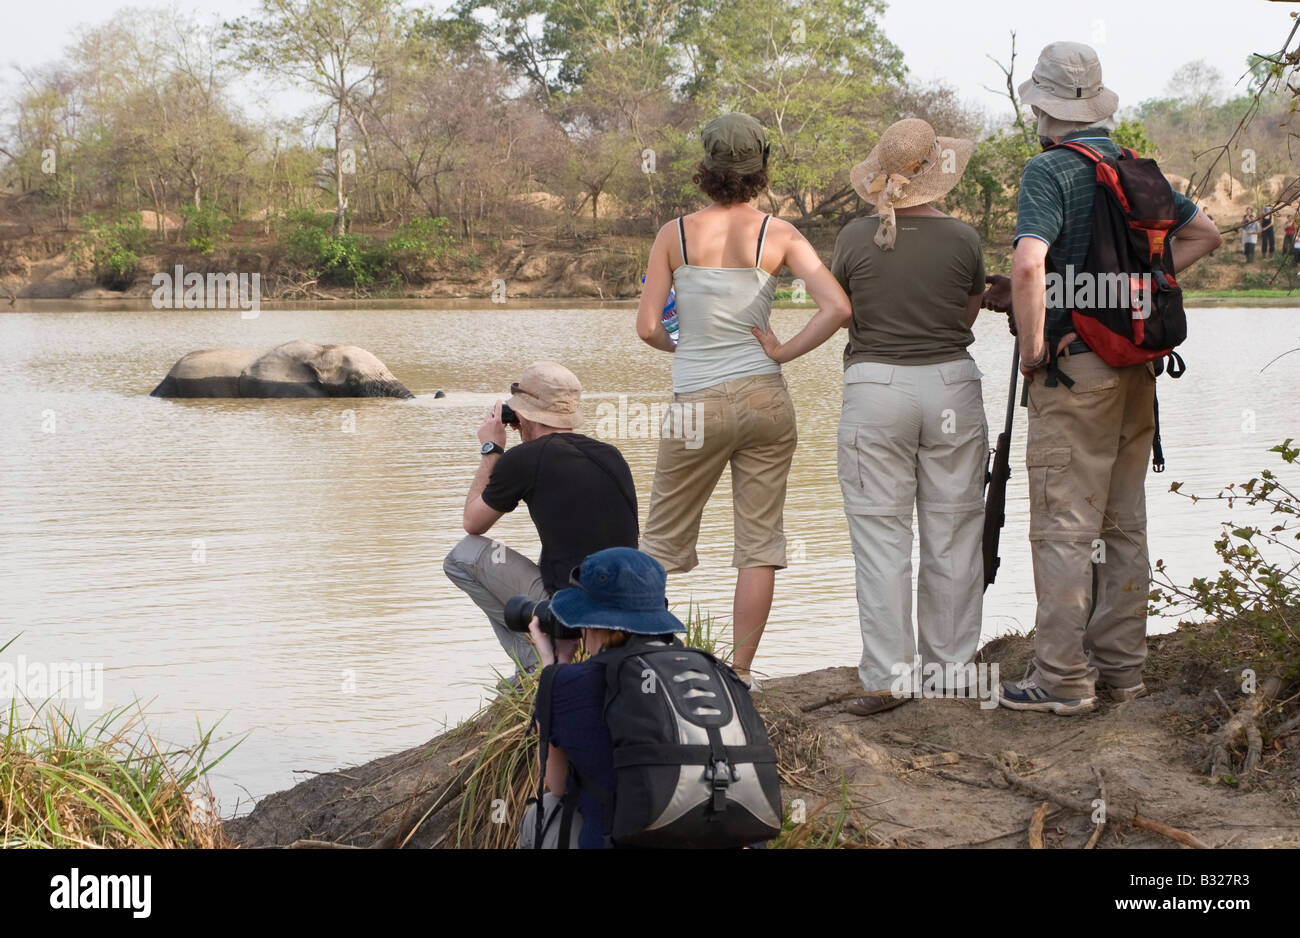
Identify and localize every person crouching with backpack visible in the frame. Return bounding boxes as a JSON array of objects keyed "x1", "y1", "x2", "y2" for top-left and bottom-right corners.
[{"x1": 519, "y1": 547, "x2": 783, "y2": 849}]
